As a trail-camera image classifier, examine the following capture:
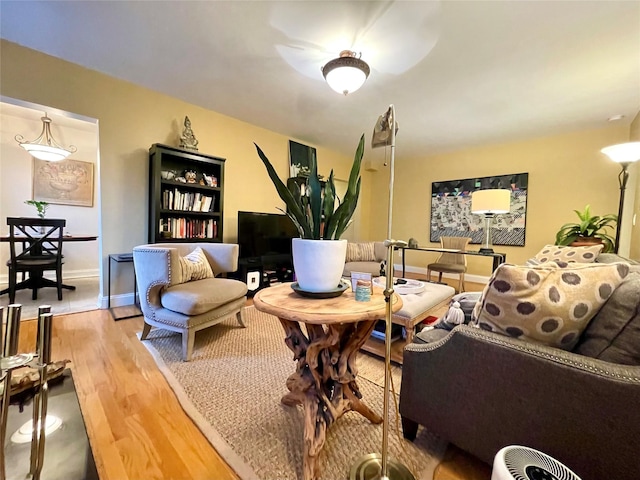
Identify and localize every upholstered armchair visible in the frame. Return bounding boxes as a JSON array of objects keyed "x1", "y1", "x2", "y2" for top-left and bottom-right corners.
[
  {"x1": 342, "y1": 241, "x2": 387, "y2": 277},
  {"x1": 133, "y1": 243, "x2": 248, "y2": 361}
]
